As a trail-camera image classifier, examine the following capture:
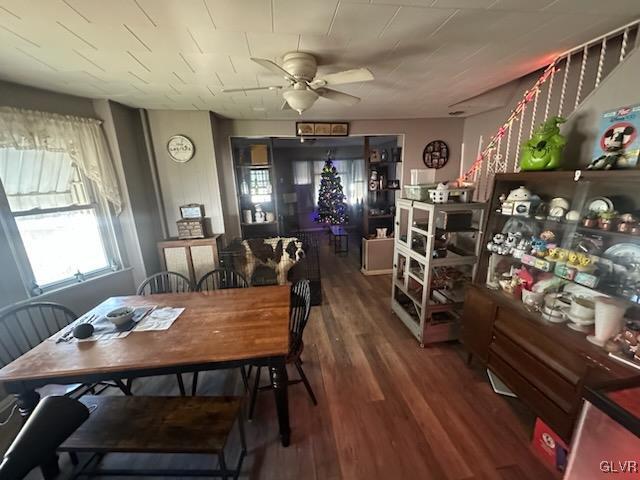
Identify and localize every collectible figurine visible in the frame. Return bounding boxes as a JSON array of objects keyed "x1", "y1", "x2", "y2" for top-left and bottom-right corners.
[
  {"x1": 531, "y1": 236, "x2": 548, "y2": 257},
  {"x1": 519, "y1": 116, "x2": 567, "y2": 171}
]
